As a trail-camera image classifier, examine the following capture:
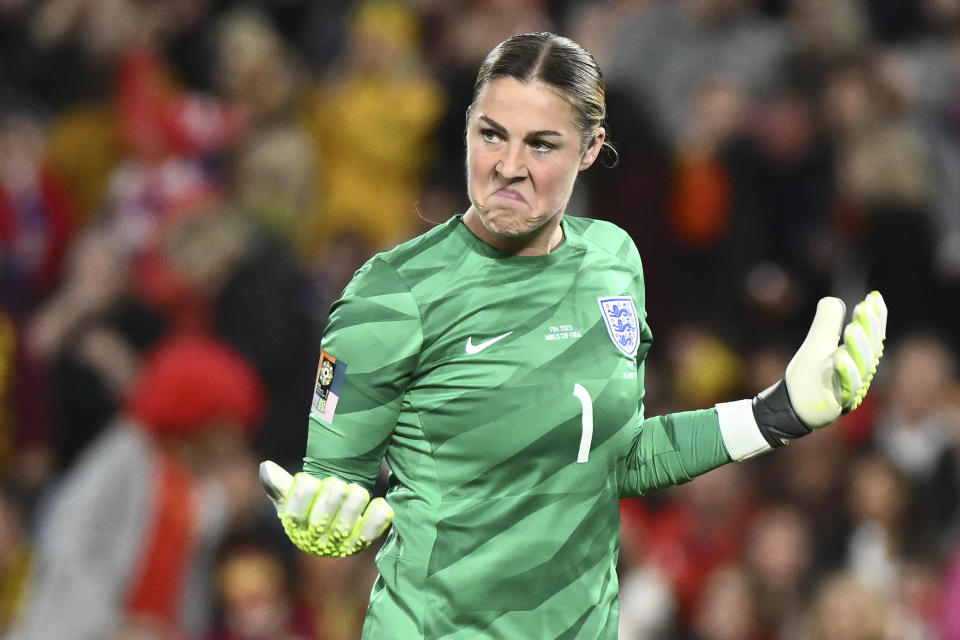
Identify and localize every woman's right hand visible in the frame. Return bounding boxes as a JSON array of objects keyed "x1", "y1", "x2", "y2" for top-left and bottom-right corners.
[{"x1": 259, "y1": 460, "x2": 394, "y2": 557}]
